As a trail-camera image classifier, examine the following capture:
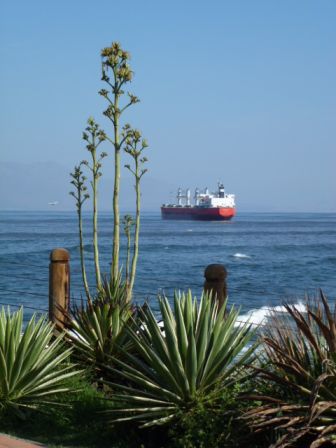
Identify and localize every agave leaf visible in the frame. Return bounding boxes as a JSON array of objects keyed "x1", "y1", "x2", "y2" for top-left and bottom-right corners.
[
  {"x1": 140, "y1": 413, "x2": 177, "y2": 428},
  {"x1": 112, "y1": 305, "x2": 120, "y2": 336},
  {"x1": 107, "y1": 376, "x2": 184, "y2": 404},
  {"x1": 320, "y1": 423, "x2": 336, "y2": 435},
  {"x1": 195, "y1": 306, "x2": 210, "y2": 371},
  {"x1": 115, "y1": 335, "x2": 184, "y2": 396},
  {"x1": 174, "y1": 295, "x2": 188, "y2": 363},
  {"x1": 104, "y1": 382, "x2": 169, "y2": 401},
  {"x1": 182, "y1": 291, "x2": 193, "y2": 336},
  {"x1": 285, "y1": 304, "x2": 325, "y2": 360},
  {"x1": 208, "y1": 343, "x2": 258, "y2": 393},
  {"x1": 319, "y1": 290, "x2": 336, "y2": 345},
  {"x1": 108, "y1": 395, "x2": 175, "y2": 407},
  {"x1": 310, "y1": 400, "x2": 336, "y2": 423},
  {"x1": 309, "y1": 309, "x2": 336, "y2": 355},
  {"x1": 199, "y1": 307, "x2": 239, "y2": 385},
  {"x1": 107, "y1": 354, "x2": 172, "y2": 389},
  {"x1": 138, "y1": 311, "x2": 171, "y2": 369},
  {"x1": 112, "y1": 409, "x2": 177, "y2": 426},
  {"x1": 159, "y1": 298, "x2": 190, "y2": 396},
  {"x1": 185, "y1": 327, "x2": 197, "y2": 395},
  {"x1": 8, "y1": 318, "x2": 40, "y2": 388},
  {"x1": 0, "y1": 347, "x2": 9, "y2": 394},
  {"x1": 311, "y1": 437, "x2": 336, "y2": 448},
  {"x1": 22, "y1": 369, "x2": 79, "y2": 395},
  {"x1": 19, "y1": 350, "x2": 74, "y2": 392}
]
